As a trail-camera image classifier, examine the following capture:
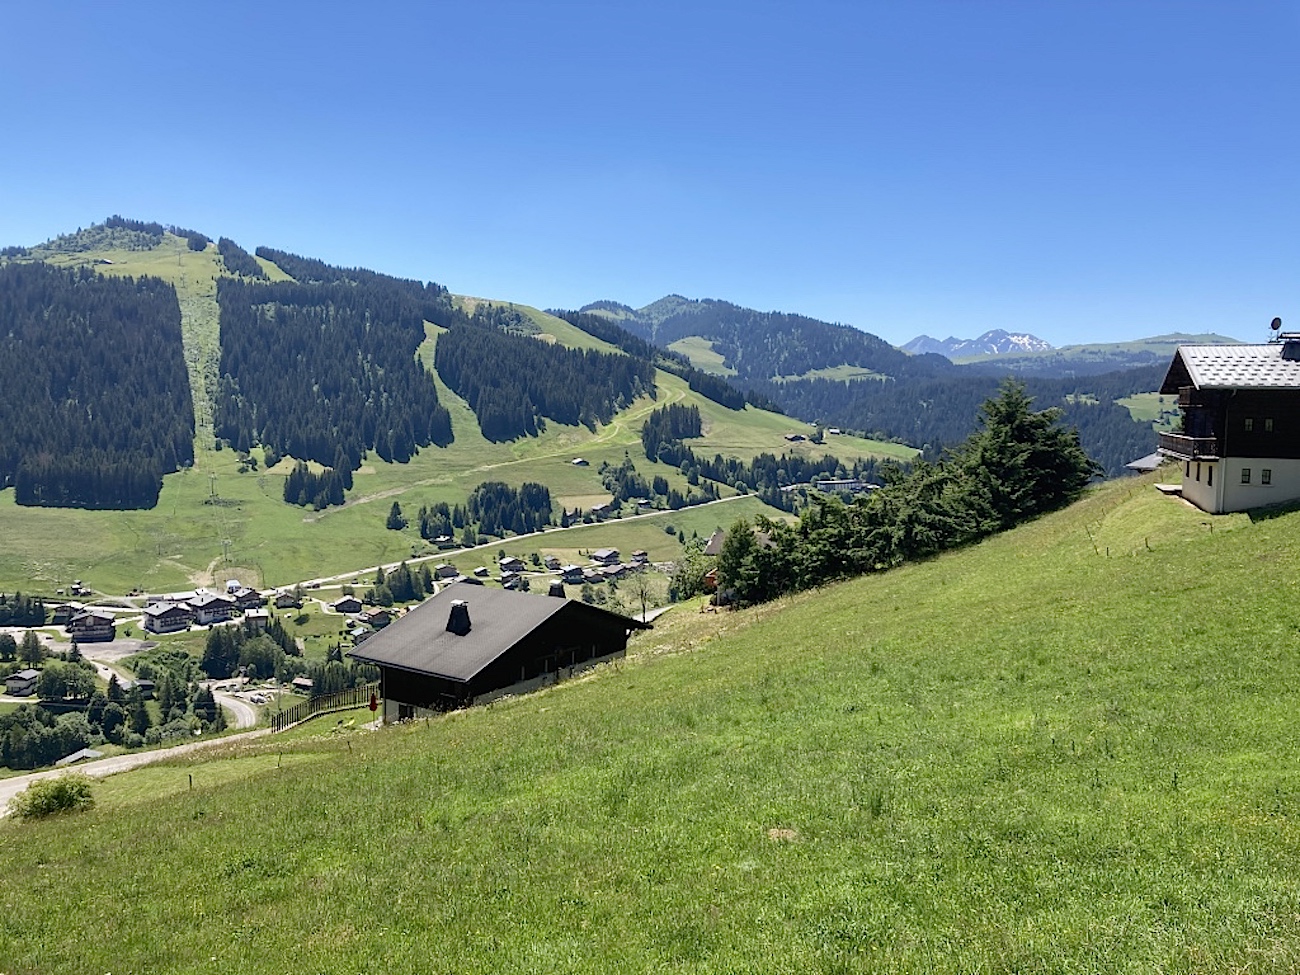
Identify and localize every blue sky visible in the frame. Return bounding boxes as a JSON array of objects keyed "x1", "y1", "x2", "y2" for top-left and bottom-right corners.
[{"x1": 2, "y1": 1, "x2": 1294, "y2": 346}]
